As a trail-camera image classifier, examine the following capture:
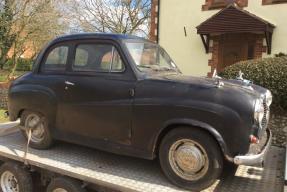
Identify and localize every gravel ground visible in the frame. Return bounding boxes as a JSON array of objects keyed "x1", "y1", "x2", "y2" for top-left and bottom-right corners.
[{"x1": 269, "y1": 108, "x2": 287, "y2": 148}]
